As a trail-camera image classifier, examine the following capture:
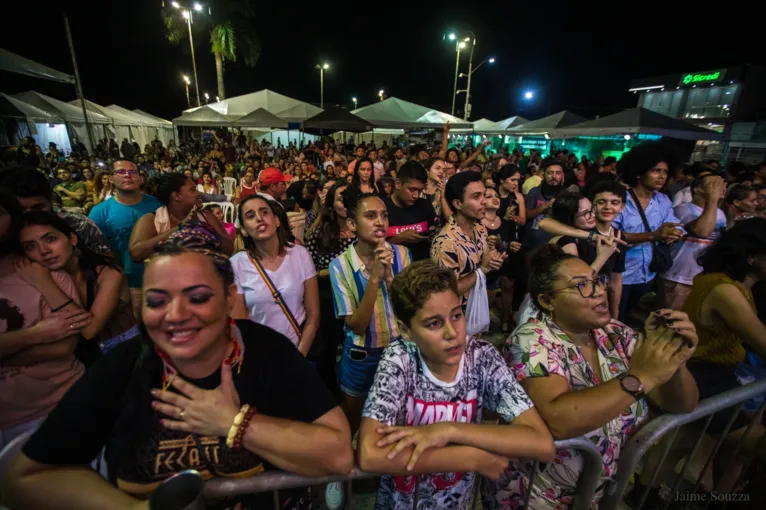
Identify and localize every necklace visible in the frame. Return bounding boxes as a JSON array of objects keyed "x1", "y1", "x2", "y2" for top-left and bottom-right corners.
[
  {"x1": 596, "y1": 226, "x2": 612, "y2": 236},
  {"x1": 155, "y1": 318, "x2": 244, "y2": 391}
]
